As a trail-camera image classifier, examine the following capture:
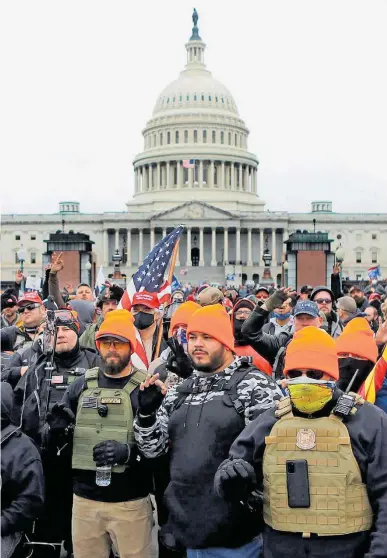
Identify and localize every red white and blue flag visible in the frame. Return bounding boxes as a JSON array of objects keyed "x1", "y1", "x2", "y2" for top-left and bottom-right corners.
[
  {"x1": 368, "y1": 265, "x2": 381, "y2": 280},
  {"x1": 120, "y1": 225, "x2": 184, "y2": 311},
  {"x1": 182, "y1": 159, "x2": 195, "y2": 169}
]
